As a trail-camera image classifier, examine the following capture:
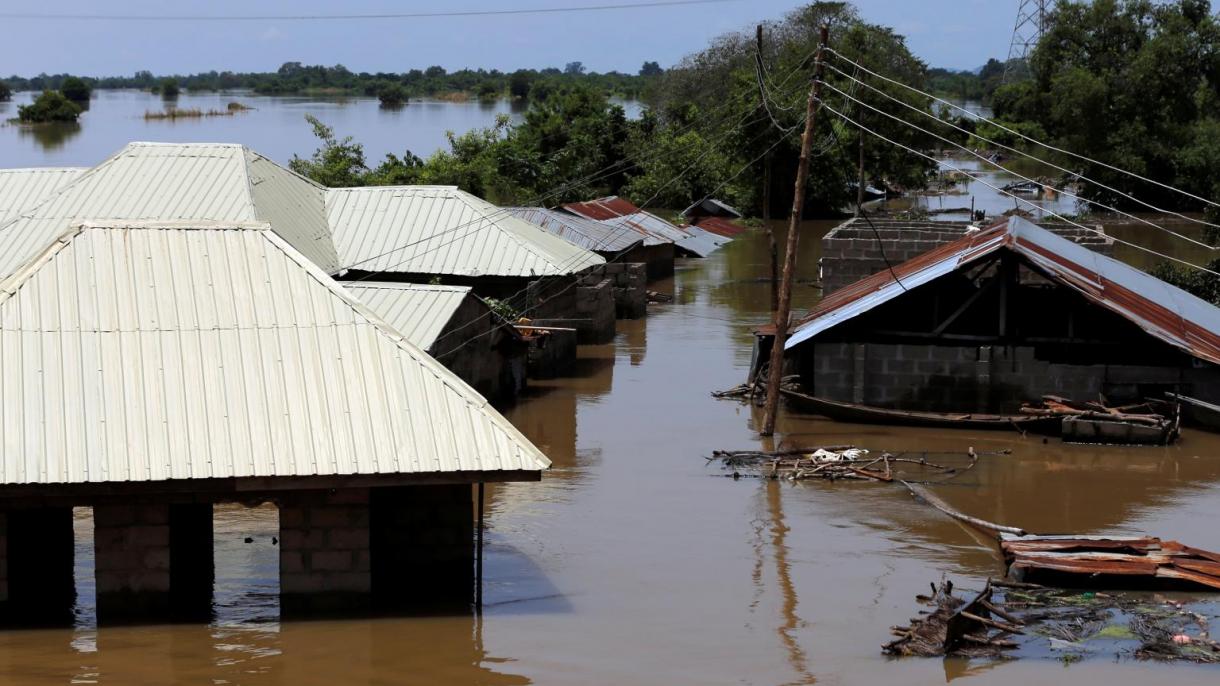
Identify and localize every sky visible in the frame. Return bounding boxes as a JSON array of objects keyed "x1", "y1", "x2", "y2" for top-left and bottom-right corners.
[{"x1": 0, "y1": 0, "x2": 1015, "y2": 77}]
